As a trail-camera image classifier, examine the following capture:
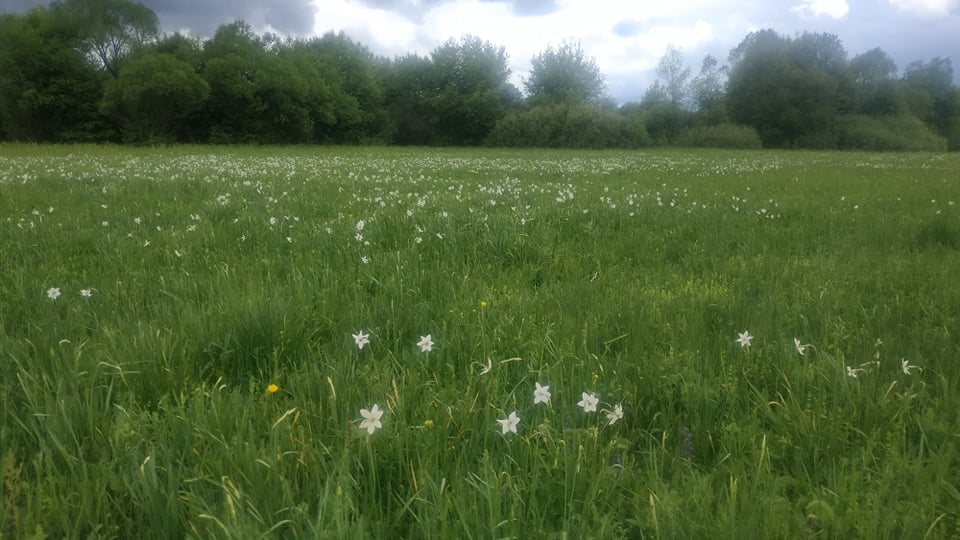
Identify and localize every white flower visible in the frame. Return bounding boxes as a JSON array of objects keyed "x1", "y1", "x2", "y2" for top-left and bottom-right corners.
[
  {"x1": 901, "y1": 359, "x2": 911, "y2": 375},
  {"x1": 359, "y1": 404, "x2": 384, "y2": 434},
  {"x1": 417, "y1": 335, "x2": 433, "y2": 352},
  {"x1": 360, "y1": 256, "x2": 370, "y2": 264},
  {"x1": 353, "y1": 331, "x2": 370, "y2": 350},
  {"x1": 577, "y1": 392, "x2": 599, "y2": 413},
  {"x1": 533, "y1": 382, "x2": 551, "y2": 405},
  {"x1": 794, "y1": 338, "x2": 806, "y2": 356},
  {"x1": 605, "y1": 404, "x2": 624, "y2": 425},
  {"x1": 736, "y1": 330, "x2": 753, "y2": 348},
  {"x1": 846, "y1": 366, "x2": 858, "y2": 378},
  {"x1": 497, "y1": 411, "x2": 520, "y2": 435},
  {"x1": 355, "y1": 220, "x2": 365, "y2": 231},
  {"x1": 47, "y1": 287, "x2": 61, "y2": 300},
  {"x1": 80, "y1": 288, "x2": 93, "y2": 297}
]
